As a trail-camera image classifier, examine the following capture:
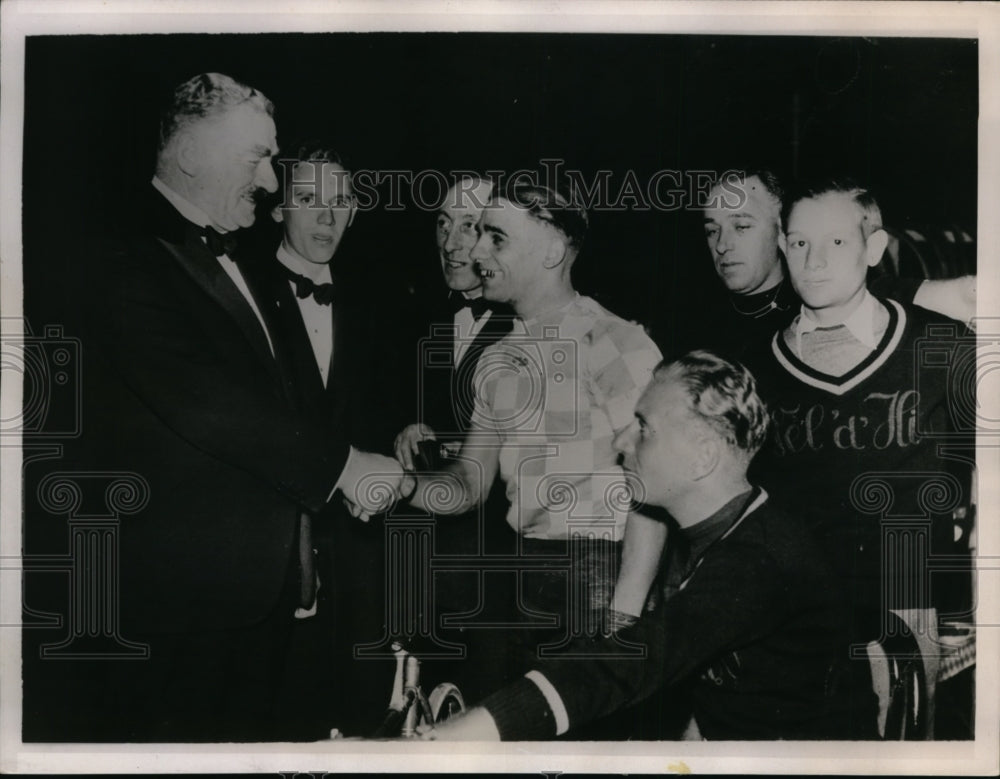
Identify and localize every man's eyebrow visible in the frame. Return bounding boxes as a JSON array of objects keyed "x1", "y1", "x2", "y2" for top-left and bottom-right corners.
[
  {"x1": 482, "y1": 223, "x2": 506, "y2": 237},
  {"x1": 727, "y1": 212, "x2": 757, "y2": 220},
  {"x1": 250, "y1": 144, "x2": 275, "y2": 157}
]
